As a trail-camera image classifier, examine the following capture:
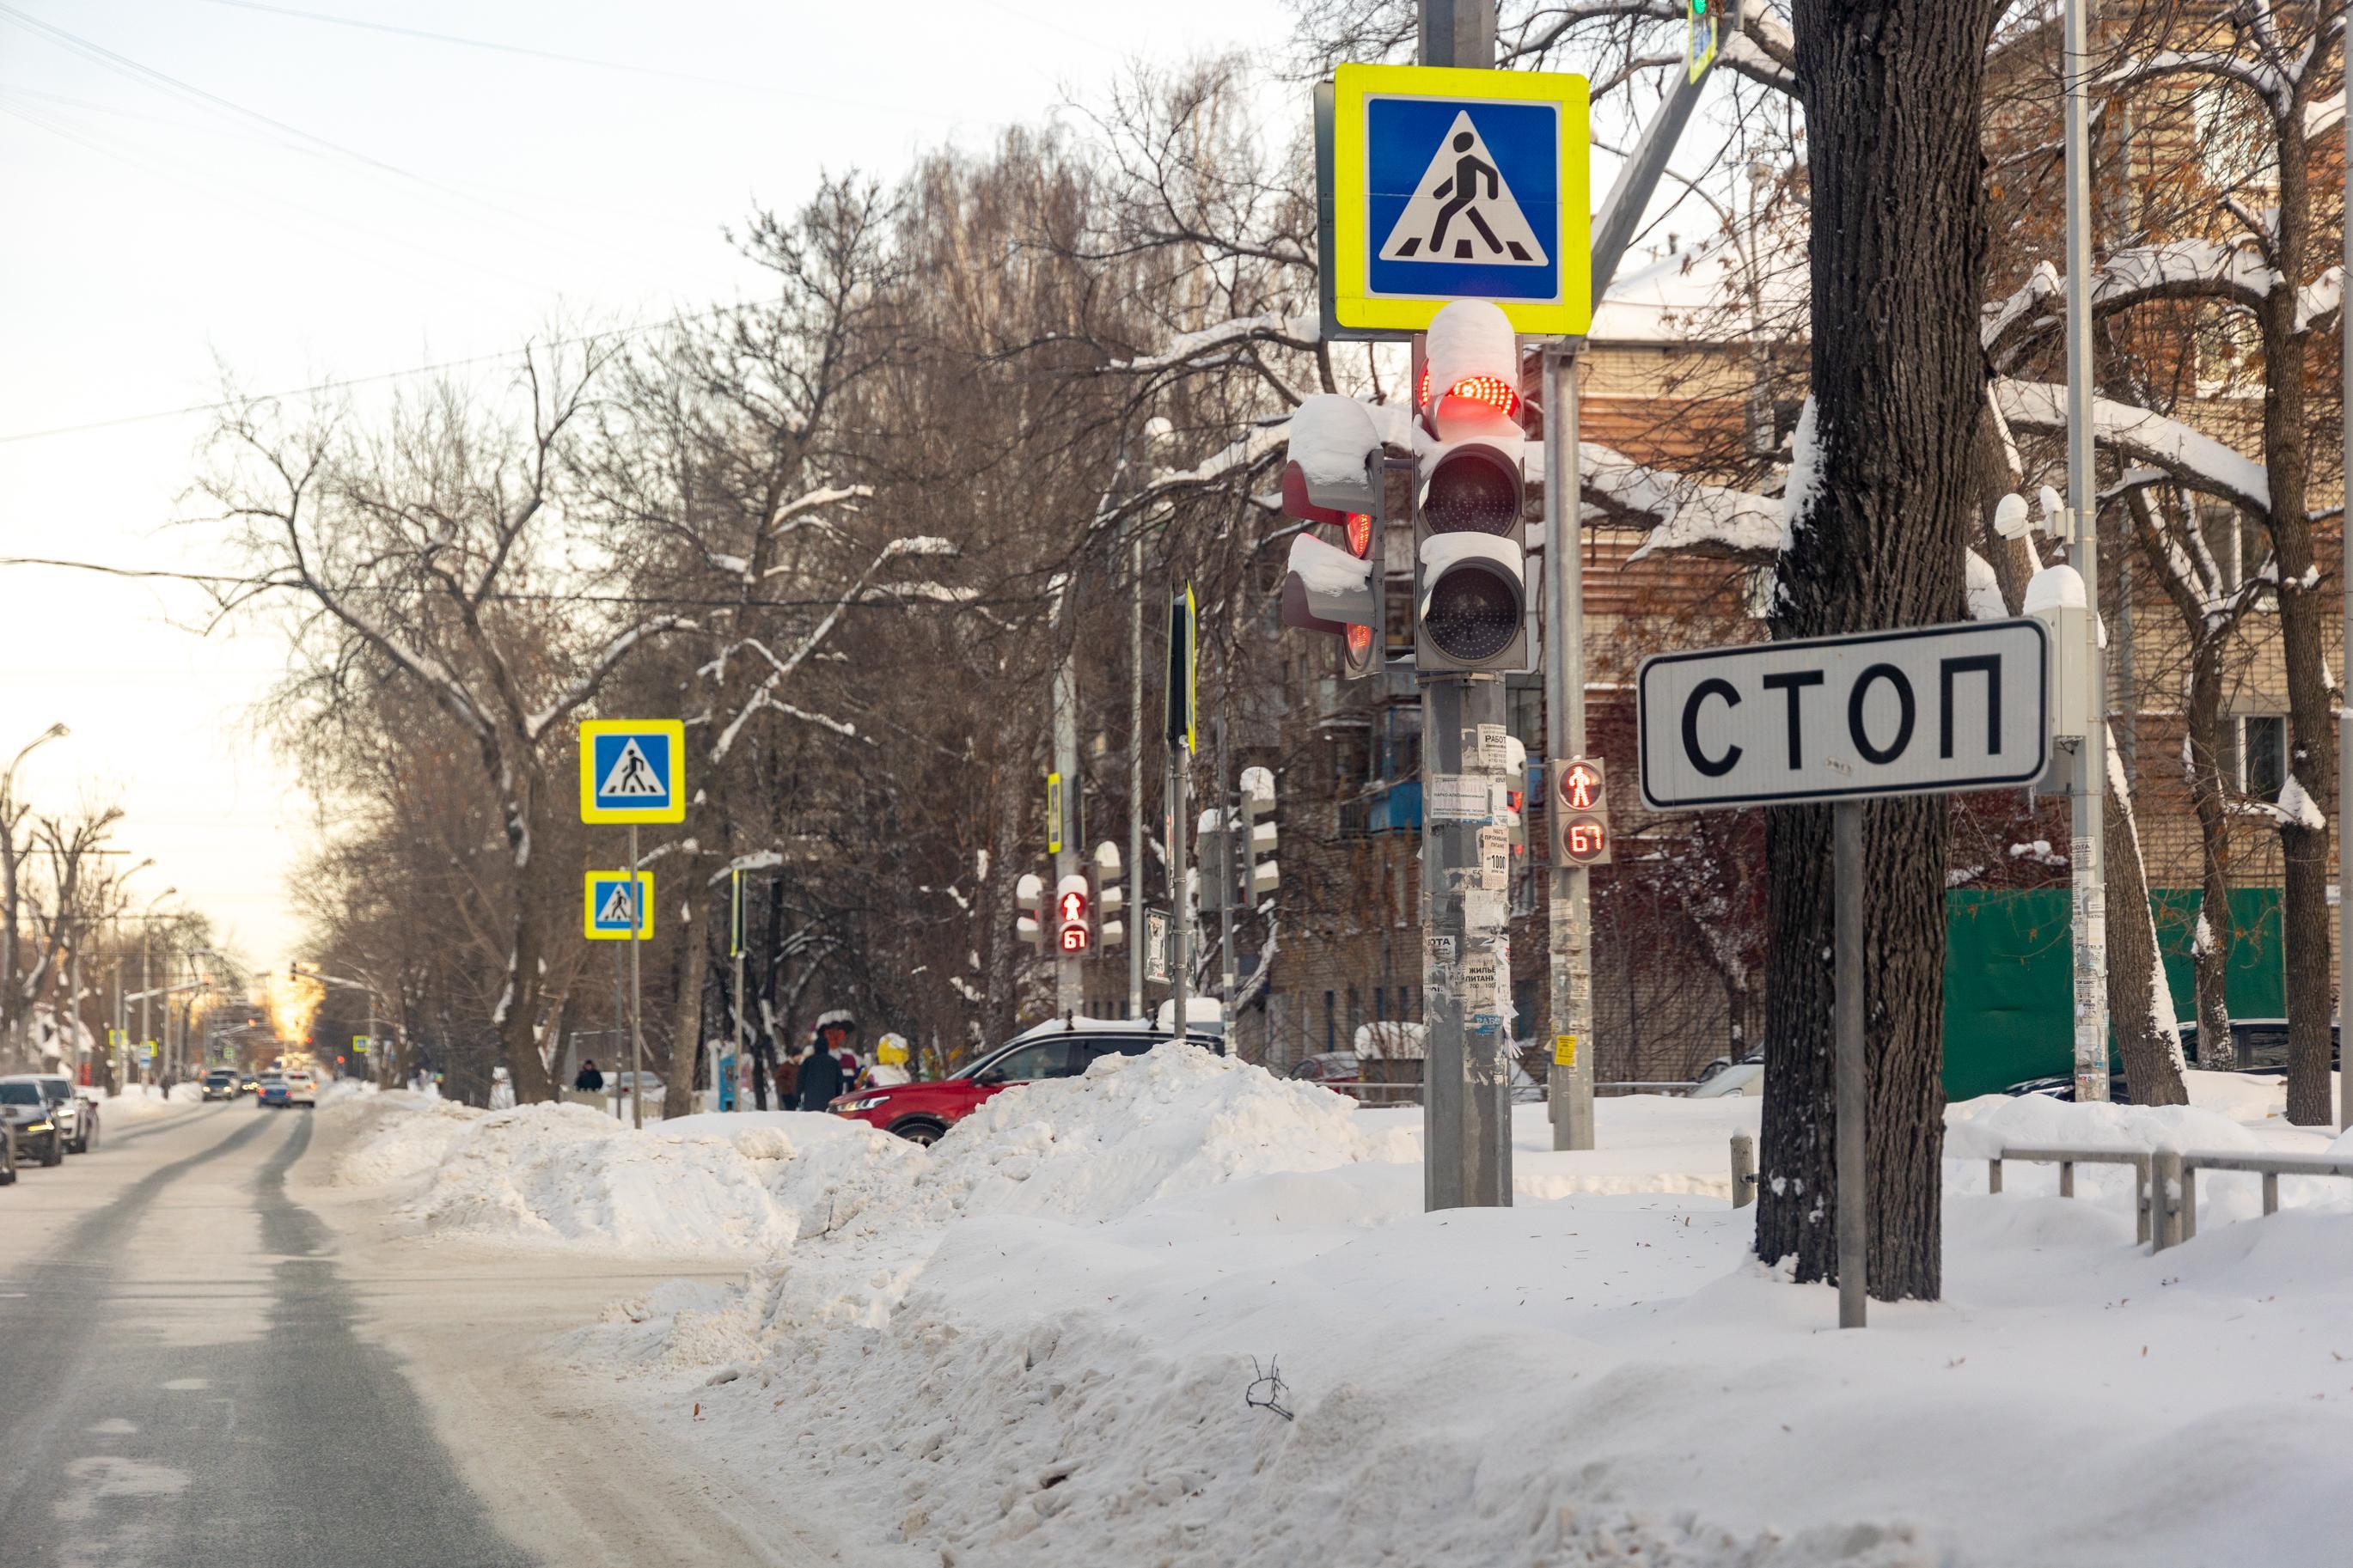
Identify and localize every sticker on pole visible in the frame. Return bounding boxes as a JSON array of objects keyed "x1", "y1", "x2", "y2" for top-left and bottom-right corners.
[
  {"x1": 584, "y1": 870, "x2": 655, "y2": 941},
  {"x1": 1328, "y1": 63, "x2": 1590, "y2": 336},
  {"x1": 579, "y1": 720, "x2": 686, "y2": 824}
]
